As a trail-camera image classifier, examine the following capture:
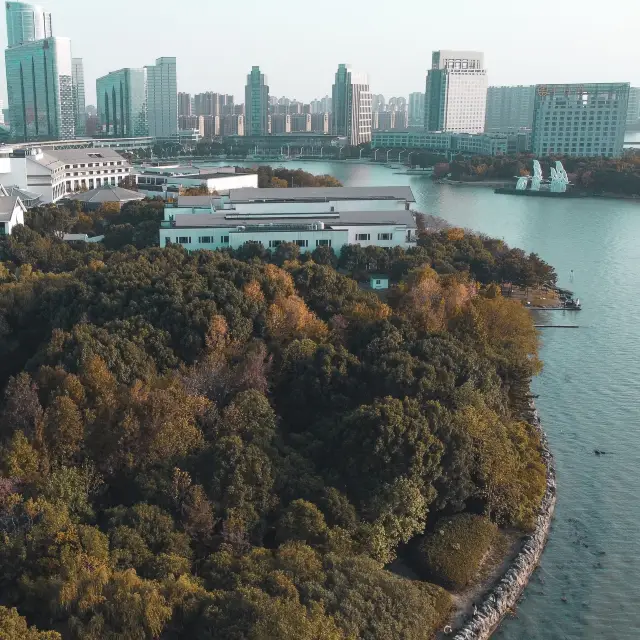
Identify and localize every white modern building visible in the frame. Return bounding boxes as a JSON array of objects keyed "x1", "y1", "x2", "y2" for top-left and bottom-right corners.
[
  {"x1": 159, "y1": 187, "x2": 417, "y2": 253},
  {"x1": 0, "y1": 145, "x2": 132, "y2": 202},
  {"x1": 135, "y1": 166, "x2": 258, "y2": 198},
  {"x1": 531, "y1": 83, "x2": 629, "y2": 158},
  {"x1": 424, "y1": 50, "x2": 488, "y2": 134},
  {"x1": 0, "y1": 187, "x2": 26, "y2": 235},
  {"x1": 485, "y1": 85, "x2": 534, "y2": 133},
  {"x1": 145, "y1": 57, "x2": 178, "y2": 138},
  {"x1": 332, "y1": 64, "x2": 372, "y2": 146}
]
